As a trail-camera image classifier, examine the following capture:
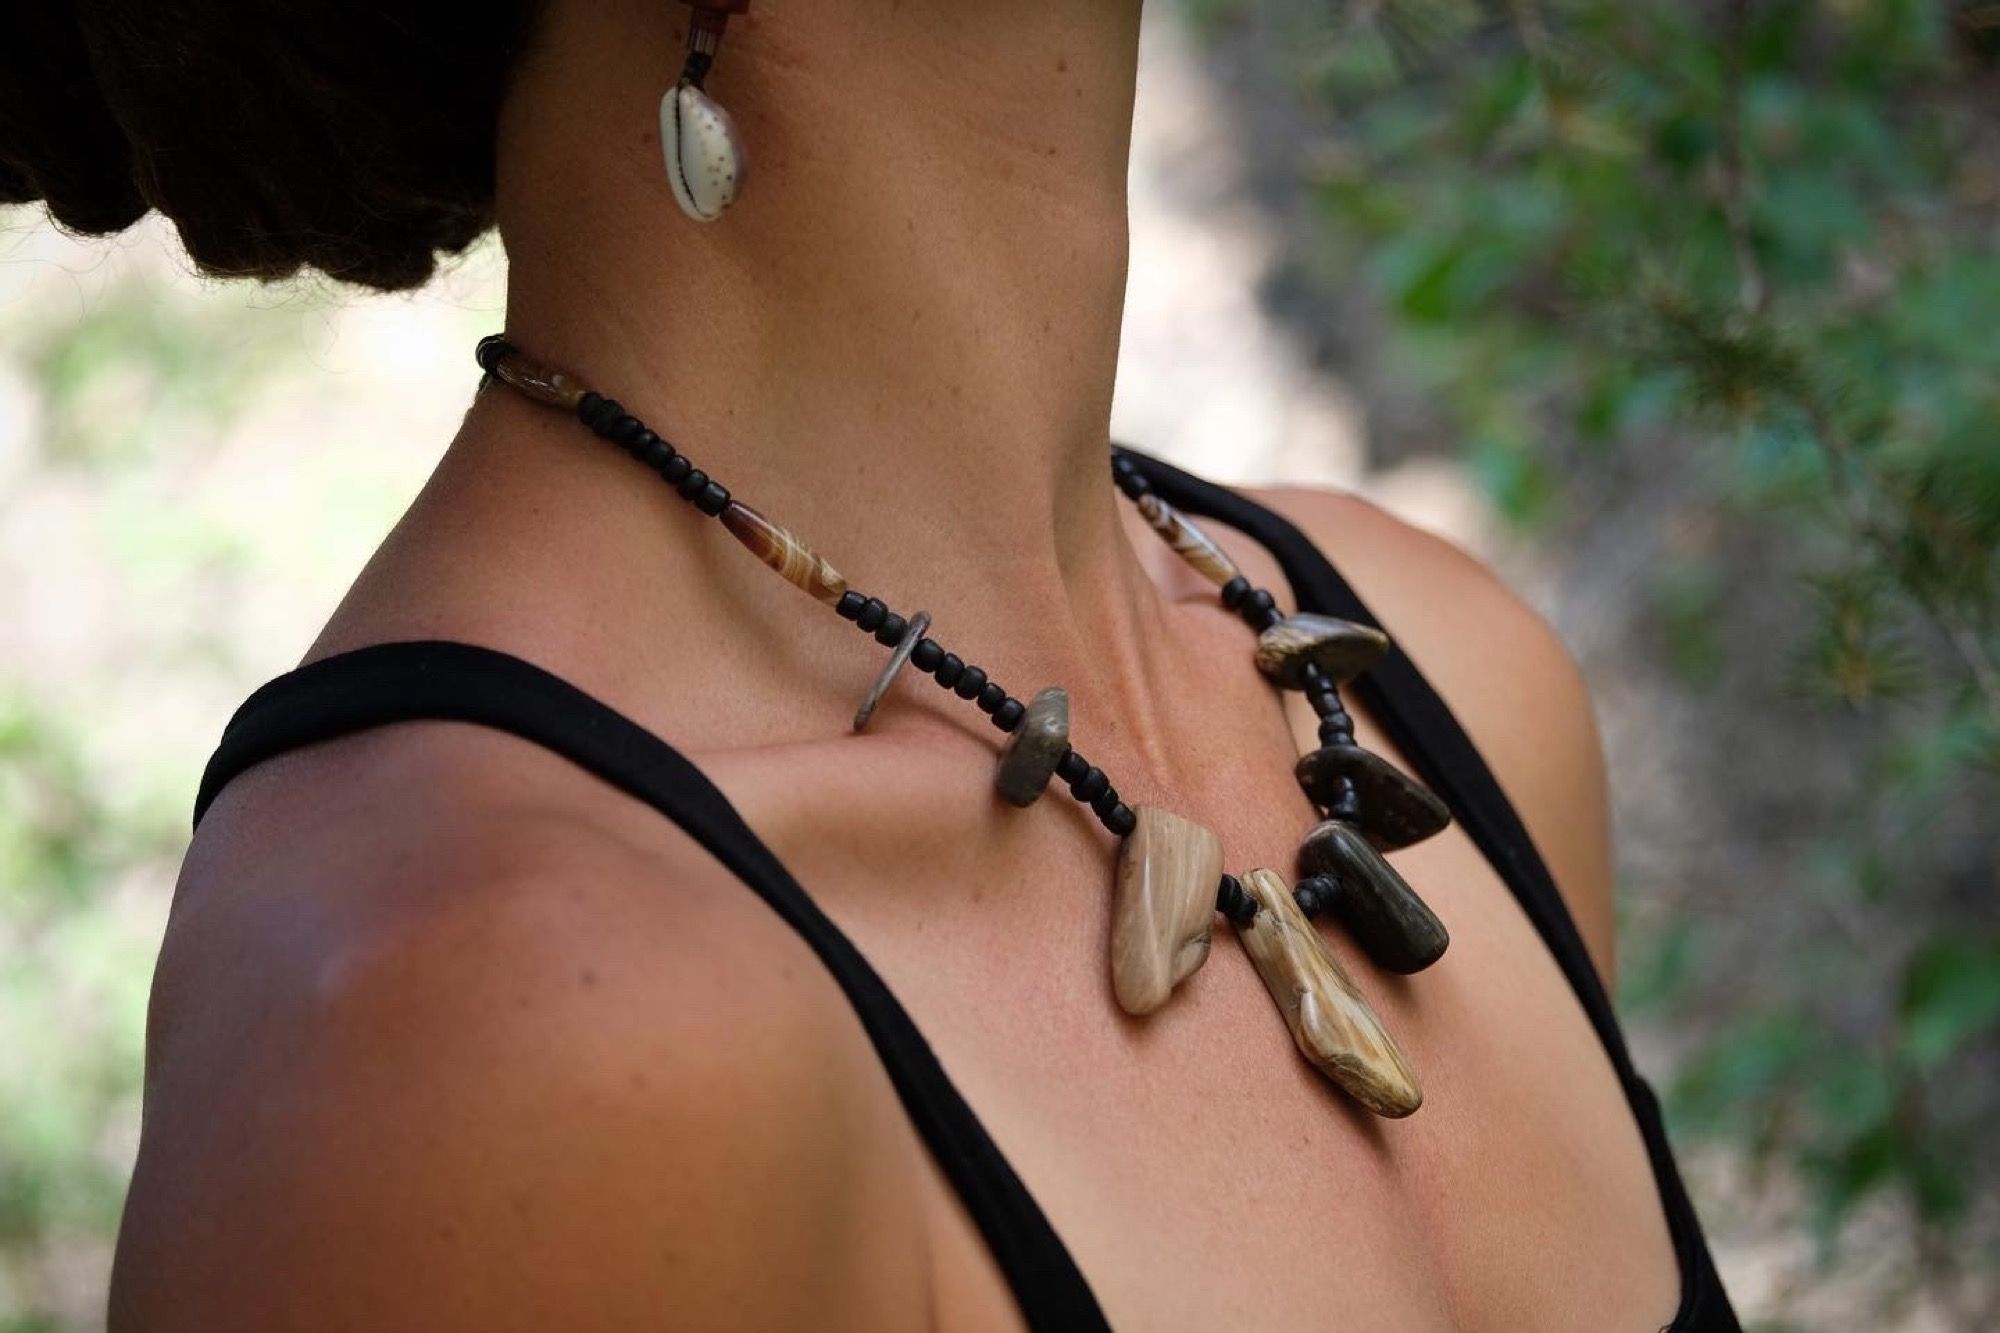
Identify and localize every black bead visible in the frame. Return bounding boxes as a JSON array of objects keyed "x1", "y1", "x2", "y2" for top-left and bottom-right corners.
[
  {"x1": 1220, "y1": 576, "x2": 1251, "y2": 609},
  {"x1": 911, "y1": 638, "x2": 945, "y2": 672},
  {"x1": 934, "y1": 653, "x2": 965, "y2": 688},
  {"x1": 837, "y1": 592, "x2": 867, "y2": 621},
  {"x1": 583, "y1": 395, "x2": 624, "y2": 433},
  {"x1": 1103, "y1": 803, "x2": 1137, "y2": 837},
  {"x1": 976, "y1": 682, "x2": 1006, "y2": 713},
  {"x1": 857, "y1": 599, "x2": 889, "y2": 633},
  {"x1": 695, "y1": 482, "x2": 730, "y2": 516},
  {"x1": 676, "y1": 468, "x2": 710, "y2": 501},
  {"x1": 1295, "y1": 875, "x2": 1341, "y2": 918},
  {"x1": 1056, "y1": 749, "x2": 1089, "y2": 784},
  {"x1": 1246, "y1": 604, "x2": 1282, "y2": 633},
  {"x1": 1215, "y1": 874, "x2": 1258, "y2": 926},
  {"x1": 954, "y1": 666, "x2": 988, "y2": 700},
  {"x1": 660, "y1": 453, "x2": 693, "y2": 485},
  {"x1": 607, "y1": 414, "x2": 647, "y2": 446},
  {"x1": 1090, "y1": 784, "x2": 1122, "y2": 820},
  {"x1": 1071, "y1": 767, "x2": 1109, "y2": 803},
  {"x1": 637, "y1": 435, "x2": 673, "y2": 471},
  {"x1": 992, "y1": 698, "x2": 1025, "y2": 731},
  {"x1": 1318, "y1": 717, "x2": 1354, "y2": 747},
  {"x1": 874, "y1": 613, "x2": 908, "y2": 646},
  {"x1": 475, "y1": 335, "x2": 514, "y2": 373},
  {"x1": 575, "y1": 391, "x2": 605, "y2": 425},
  {"x1": 1240, "y1": 588, "x2": 1276, "y2": 620}
]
